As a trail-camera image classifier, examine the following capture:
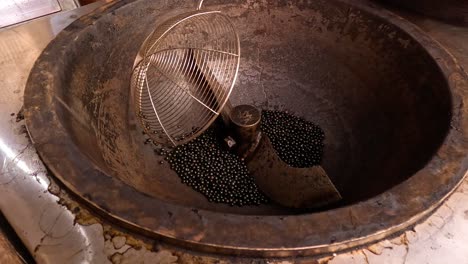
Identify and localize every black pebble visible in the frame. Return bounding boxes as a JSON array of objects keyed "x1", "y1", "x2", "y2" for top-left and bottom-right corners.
[
  {"x1": 164, "y1": 128, "x2": 269, "y2": 206},
  {"x1": 261, "y1": 110, "x2": 325, "y2": 168},
  {"x1": 157, "y1": 110, "x2": 325, "y2": 207}
]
